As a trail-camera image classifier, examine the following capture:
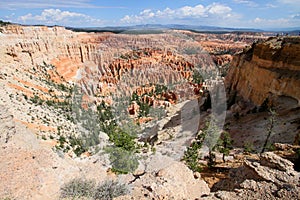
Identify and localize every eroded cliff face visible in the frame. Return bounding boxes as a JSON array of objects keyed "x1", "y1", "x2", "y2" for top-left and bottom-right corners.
[
  {"x1": 225, "y1": 37, "x2": 300, "y2": 149},
  {"x1": 2, "y1": 25, "x2": 106, "y2": 82},
  {"x1": 226, "y1": 37, "x2": 300, "y2": 108}
]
